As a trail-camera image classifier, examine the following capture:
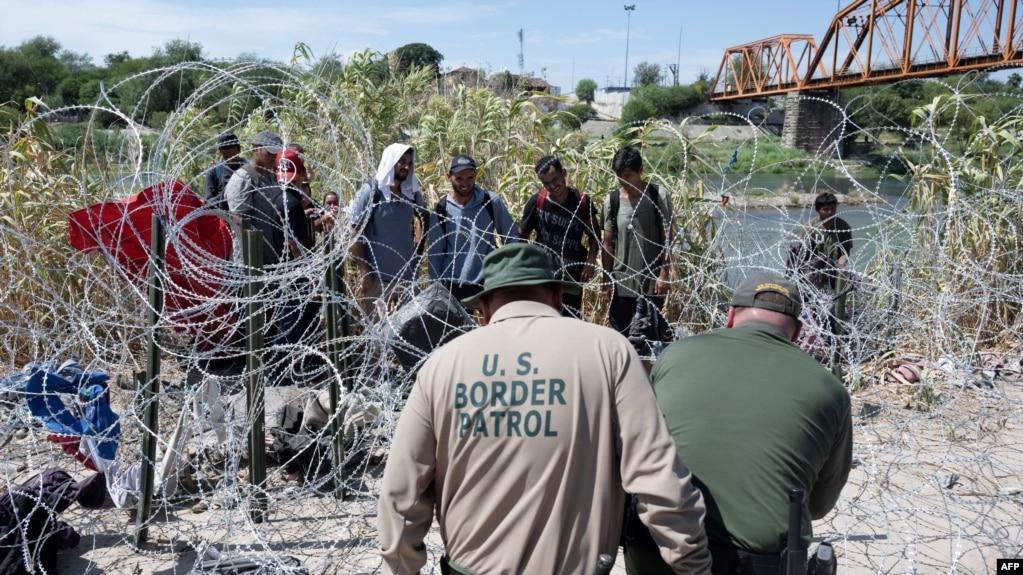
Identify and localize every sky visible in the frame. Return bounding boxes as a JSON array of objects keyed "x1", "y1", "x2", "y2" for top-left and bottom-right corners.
[{"x1": 1, "y1": 0, "x2": 849, "y2": 91}]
